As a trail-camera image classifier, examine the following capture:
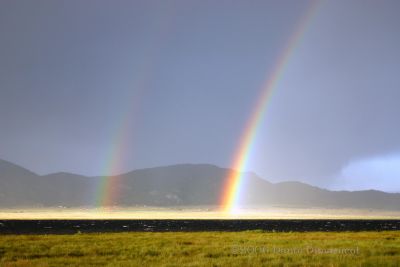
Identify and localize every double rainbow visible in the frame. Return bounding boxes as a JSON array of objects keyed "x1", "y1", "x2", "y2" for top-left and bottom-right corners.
[
  {"x1": 96, "y1": 1, "x2": 321, "y2": 211},
  {"x1": 221, "y1": 1, "x2": 320, "y2": 214}
]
